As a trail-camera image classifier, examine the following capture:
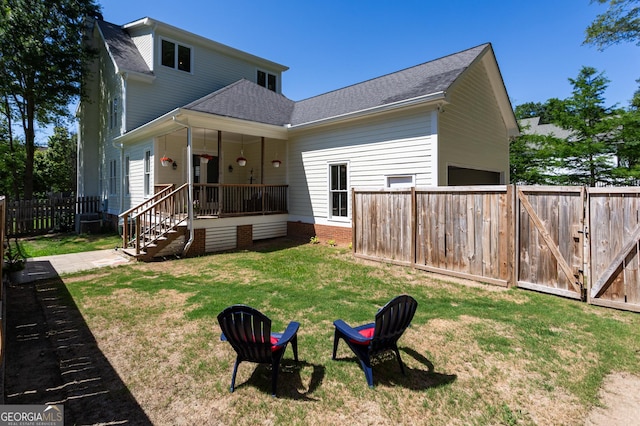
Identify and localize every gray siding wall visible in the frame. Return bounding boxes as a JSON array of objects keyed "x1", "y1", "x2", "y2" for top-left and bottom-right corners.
[{"x1": 287, "y1": 107, "x2": 436, "y2": 224}]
